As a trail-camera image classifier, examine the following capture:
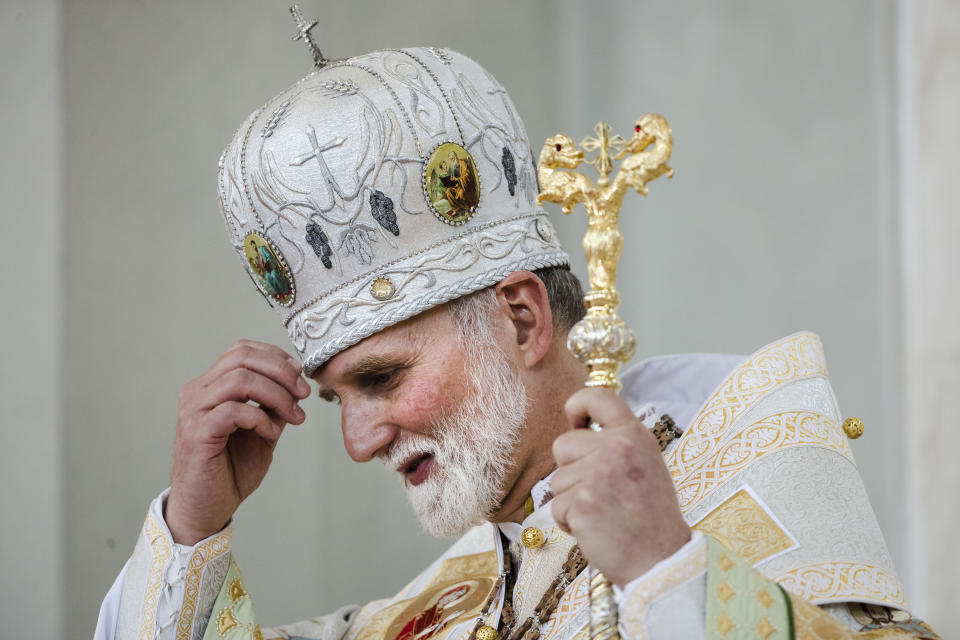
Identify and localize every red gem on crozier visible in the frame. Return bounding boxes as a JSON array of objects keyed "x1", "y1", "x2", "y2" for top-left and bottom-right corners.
[
  {"x1": 242, "y1": 231, "x2": 296, "y2": 307},
  {"x1": 423, "y1": 142, "x2": 481, "y2": 225}
]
